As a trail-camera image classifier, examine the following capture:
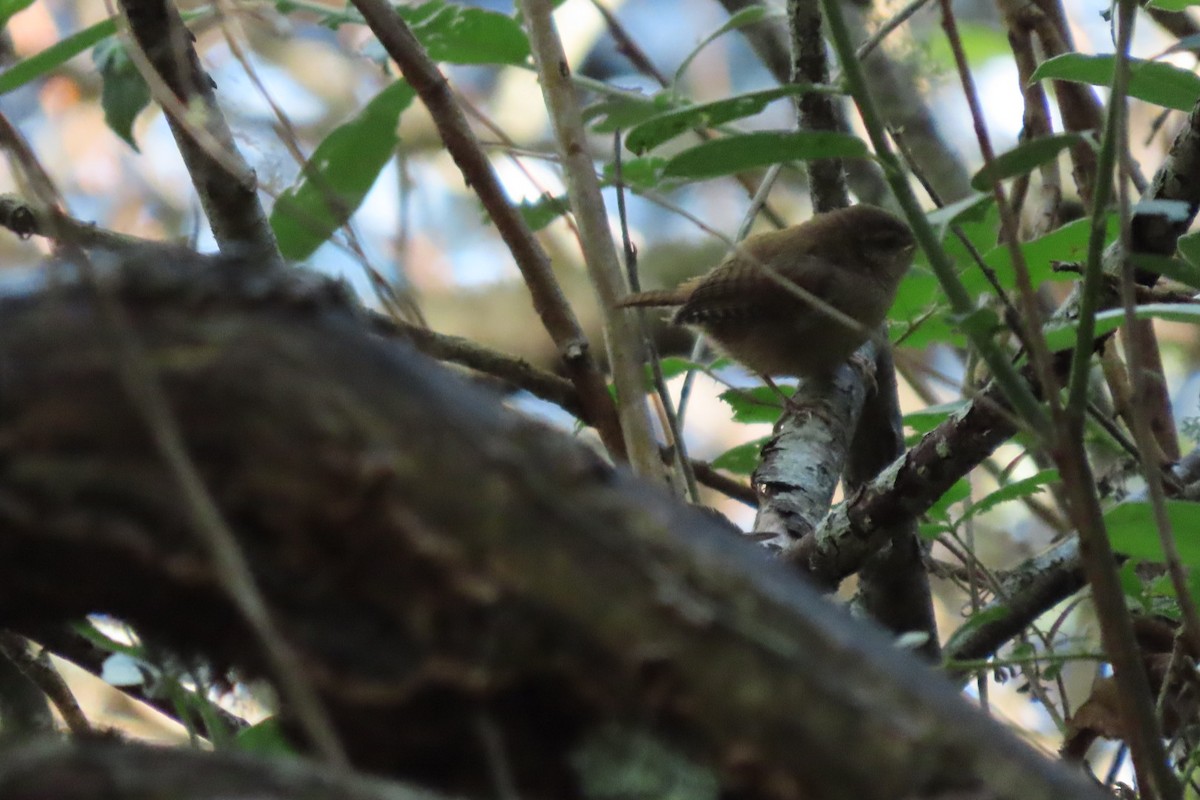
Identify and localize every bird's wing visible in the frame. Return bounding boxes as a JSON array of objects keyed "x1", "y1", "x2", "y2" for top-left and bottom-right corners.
[{"x1": 674, "y1": 253, "x2": 836, "y2": 326}]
